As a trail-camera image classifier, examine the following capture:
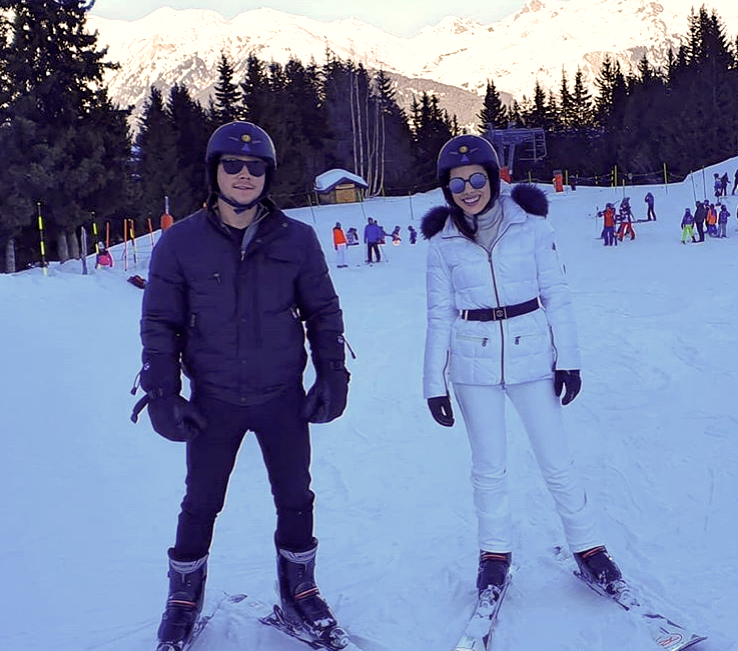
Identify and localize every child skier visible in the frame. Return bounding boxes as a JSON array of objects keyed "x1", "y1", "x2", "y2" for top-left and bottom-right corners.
[{"x1": 681, "y1": 208, "x2": 695, "y2": 244}]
